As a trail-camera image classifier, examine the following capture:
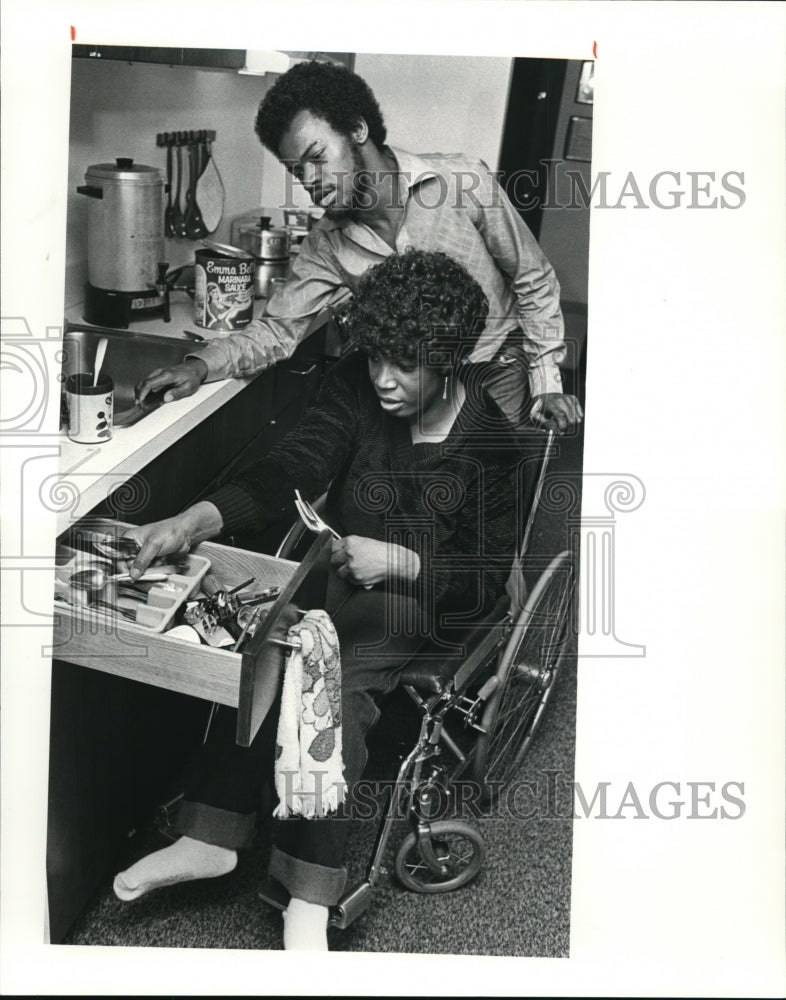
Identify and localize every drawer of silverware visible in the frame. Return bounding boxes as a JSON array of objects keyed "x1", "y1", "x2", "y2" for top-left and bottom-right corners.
[{"x1": 51, "y1": 518, "x2": 331, "y2": 746}]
